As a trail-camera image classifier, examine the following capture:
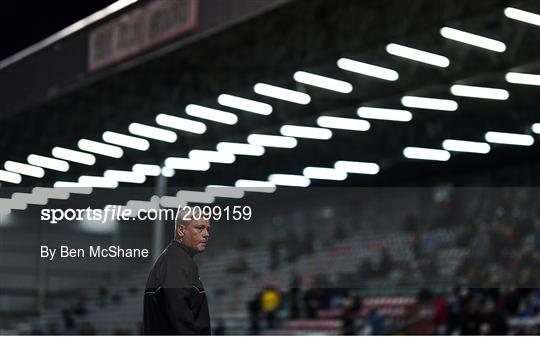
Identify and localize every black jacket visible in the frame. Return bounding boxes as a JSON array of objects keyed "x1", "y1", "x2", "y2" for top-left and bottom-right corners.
[{"x1": 143, "y1": 241, "x2": 211, "y2": 335}]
